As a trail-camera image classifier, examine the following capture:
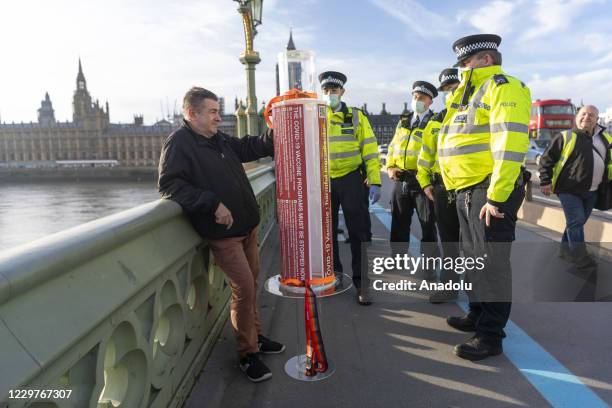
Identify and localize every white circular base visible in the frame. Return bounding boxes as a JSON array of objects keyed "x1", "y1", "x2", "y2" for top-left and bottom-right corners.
[
  {"x1": 284, "y1": 354, "x2": 335, "y2": 381},
  {"x1": 264, "y1": 274, "x2": 353, "y2": 298}
]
